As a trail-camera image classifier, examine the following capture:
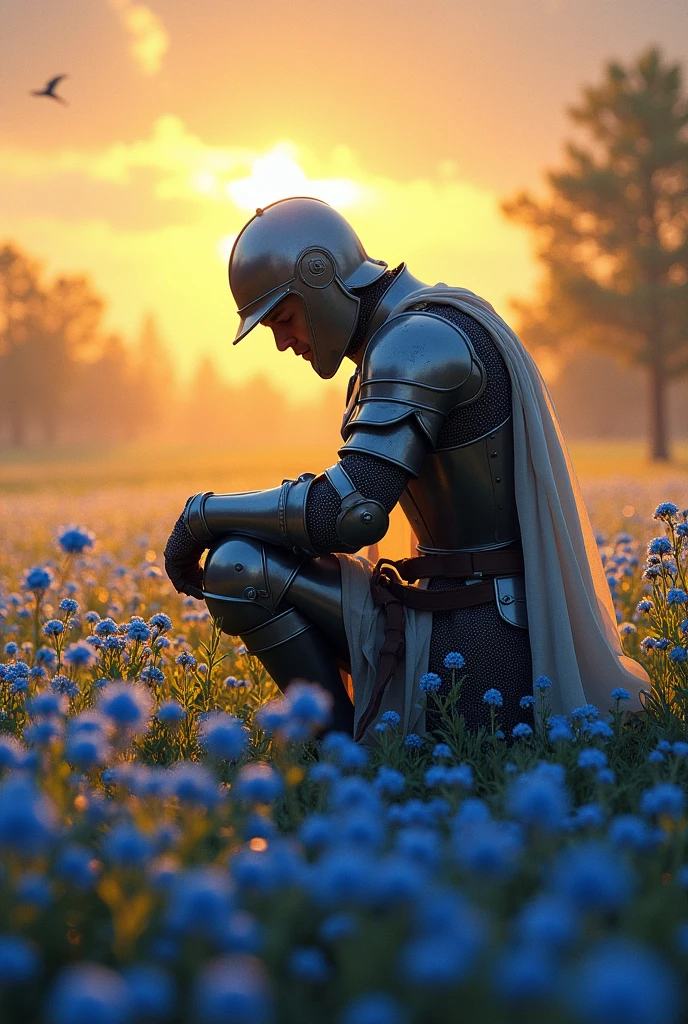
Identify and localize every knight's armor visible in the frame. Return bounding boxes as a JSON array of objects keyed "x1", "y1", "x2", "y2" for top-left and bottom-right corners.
[{"x1": 165, "y1": 198, "x2": 532, "y2": 738}]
